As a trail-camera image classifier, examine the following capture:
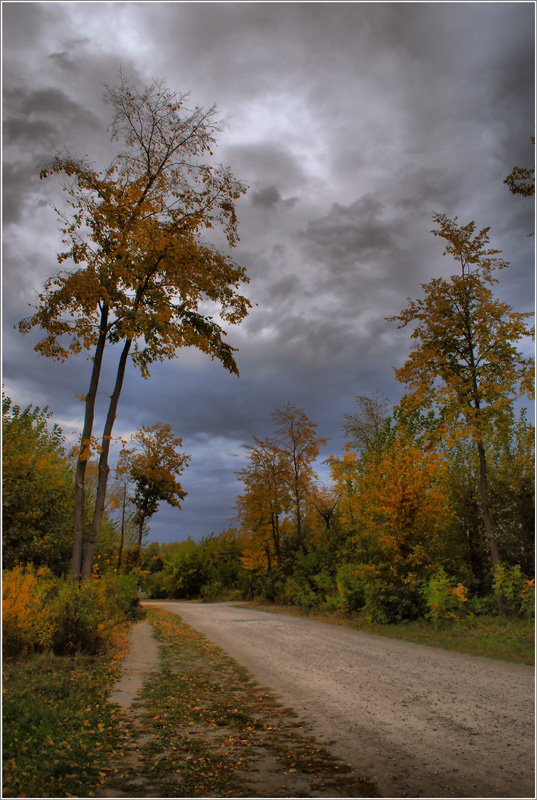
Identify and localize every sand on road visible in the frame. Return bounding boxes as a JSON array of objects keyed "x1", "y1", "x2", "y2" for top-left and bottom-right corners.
[{"x1": 147, "y1": 601, "x2": 534, "y2": 799}]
